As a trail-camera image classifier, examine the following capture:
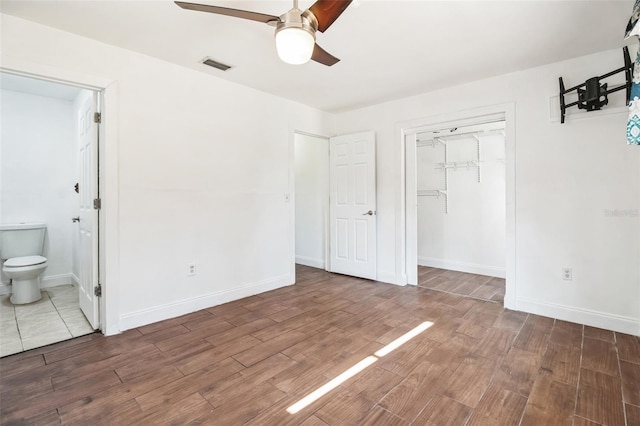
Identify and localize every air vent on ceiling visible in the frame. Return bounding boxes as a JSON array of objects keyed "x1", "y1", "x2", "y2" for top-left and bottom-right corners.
[{"x1": 201, "y1": 57, "x2": 232, "y2": 72}]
